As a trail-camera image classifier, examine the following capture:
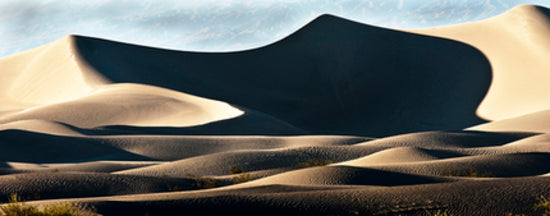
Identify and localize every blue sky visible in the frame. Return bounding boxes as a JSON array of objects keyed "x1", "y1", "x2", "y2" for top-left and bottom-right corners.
[{"x1": 1, "y1": 0, "x2": 550, "y2": 57}]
